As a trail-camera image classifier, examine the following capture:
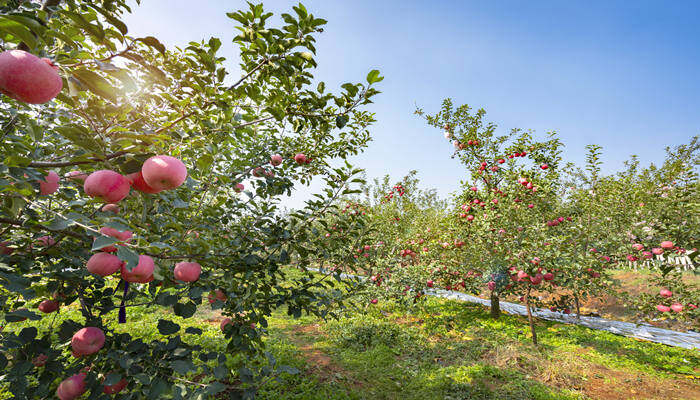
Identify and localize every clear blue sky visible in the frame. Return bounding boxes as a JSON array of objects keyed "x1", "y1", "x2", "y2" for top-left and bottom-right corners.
[{"x1": 123, "y1": 1, "x2": 699, "y2": 207}]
